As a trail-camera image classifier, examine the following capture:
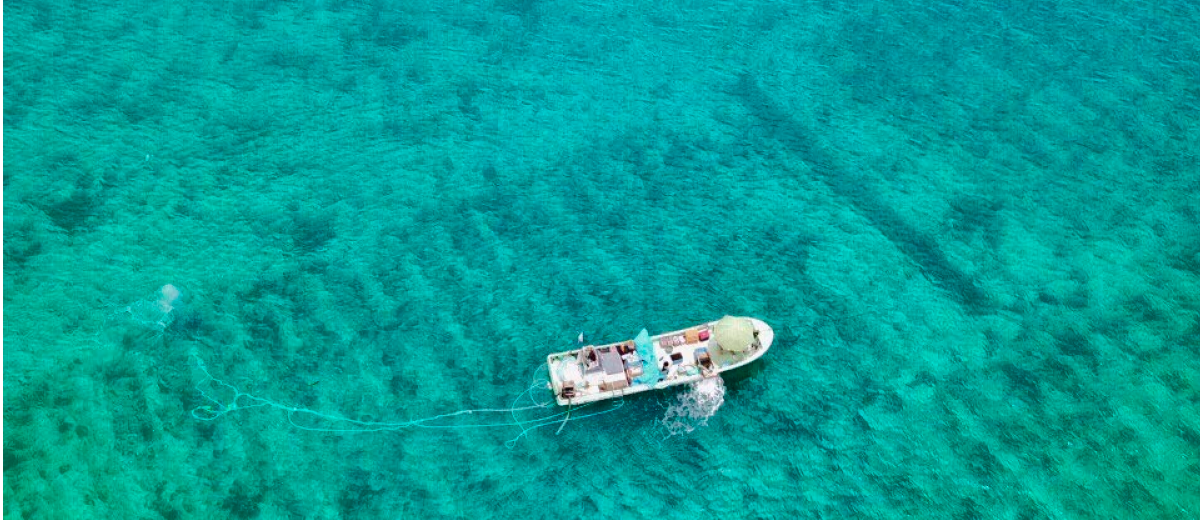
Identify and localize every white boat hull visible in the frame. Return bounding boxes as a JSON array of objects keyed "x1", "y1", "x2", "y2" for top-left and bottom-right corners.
[{"x1": 546, "y1": 317, "x2": 773, "y2": 406}]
